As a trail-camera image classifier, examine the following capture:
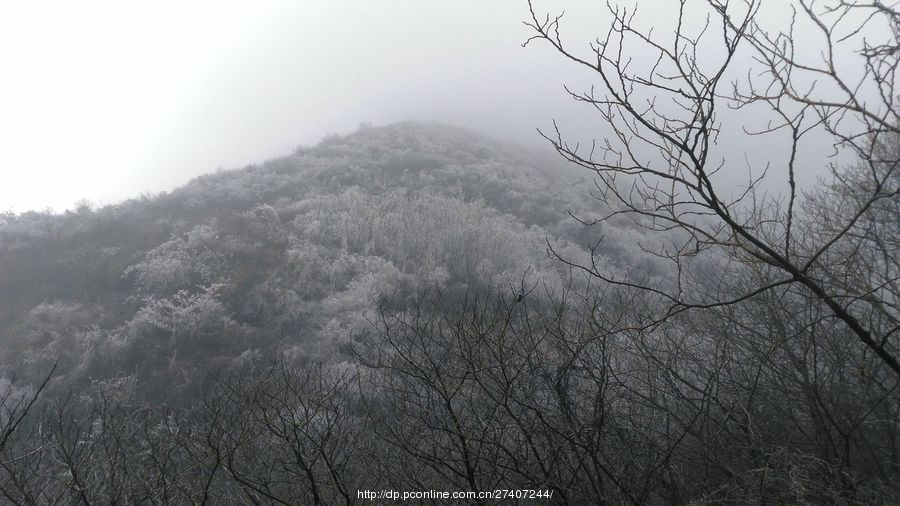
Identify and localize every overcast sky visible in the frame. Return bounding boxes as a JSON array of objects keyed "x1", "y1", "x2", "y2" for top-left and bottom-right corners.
[
  {"x1": 0, "y1": 1, "x2": 869, "y2": 213},
  {"x1": 0, "y1": 1, "x2": 578, "y2": 212}
]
